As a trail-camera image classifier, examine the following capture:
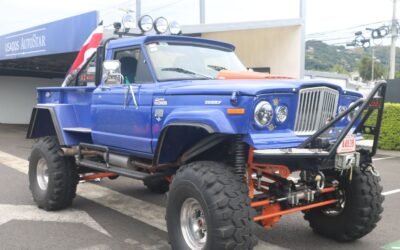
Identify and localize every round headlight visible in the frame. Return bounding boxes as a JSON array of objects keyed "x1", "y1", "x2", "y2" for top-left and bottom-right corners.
[
  {"x1": 254, "y1": 101, "x2": 273, "y2": 127},
  {"x1": 122, "y1": 14, "x2": 136, "y2": 30},
  {"x1": 138, "y1": 15, "x2": 154, "y2": 32},
  {"x1": 169, "y1": 20, "x2": 181, "y2": 35},
  {"x1": 275, "y1": 106, "x2": 288, "y2": 123},
  {"x1": 347, "y1": 102, "x2": 359, "y2": 122},
  {"x1": 154, "y1": 17, "x2": 169, "y2": 34}
]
